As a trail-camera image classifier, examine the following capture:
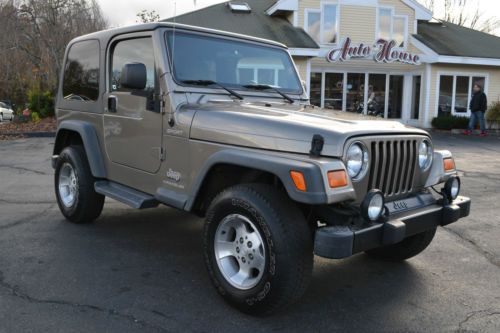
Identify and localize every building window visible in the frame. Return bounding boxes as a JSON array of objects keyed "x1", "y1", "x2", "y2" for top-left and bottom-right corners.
[
  {"x1": 305, "y1": 4, "x2": 338, "y2": 45},
  {"x1": 306, "y1": 10, "x2": 321, "y2": 43},
  {"x1": 438, "y1": 75, "x2": 486, "y2": 116},
  {"x1": 322, "y1": 4, "x2": 338, "y2": 44},
  {"x1": 378, "y1": 8, "x2": 407, "y2": 48}
]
